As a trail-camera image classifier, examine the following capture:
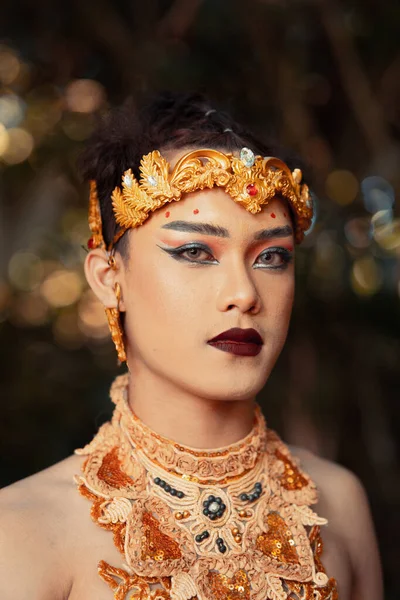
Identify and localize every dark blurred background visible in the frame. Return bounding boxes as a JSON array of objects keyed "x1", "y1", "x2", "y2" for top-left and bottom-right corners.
[{"x1": 0, "y1": 0, "x2": 399, "y2": 596}]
